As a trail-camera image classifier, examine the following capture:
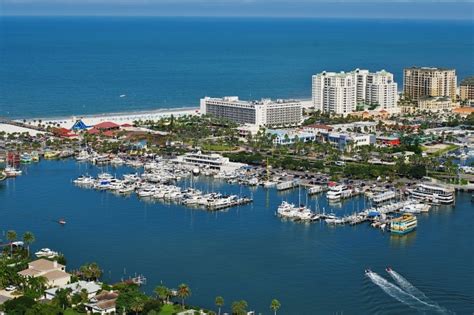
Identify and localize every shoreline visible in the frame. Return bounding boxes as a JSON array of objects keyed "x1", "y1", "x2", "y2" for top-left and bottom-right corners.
[{"x1": 16, "y1": 106, "x2": 201, "y2": 129}]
